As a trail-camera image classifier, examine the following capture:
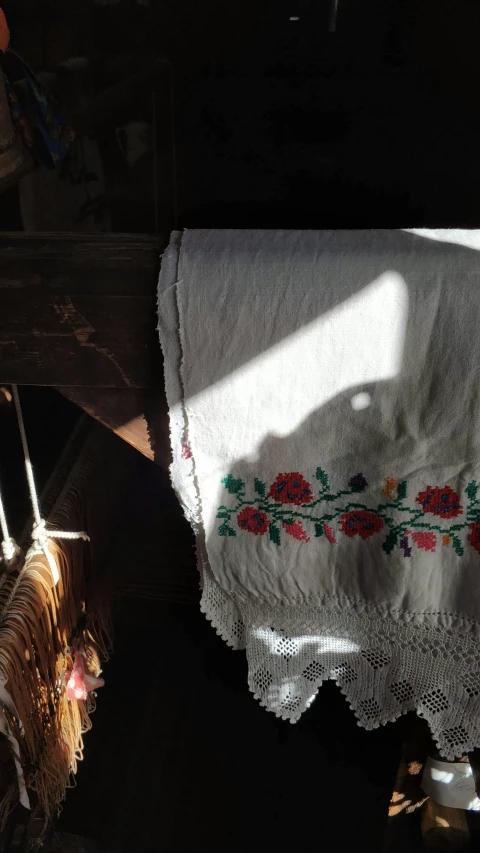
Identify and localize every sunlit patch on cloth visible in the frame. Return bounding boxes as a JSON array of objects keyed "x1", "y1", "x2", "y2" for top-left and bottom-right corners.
[{"x1": 158, "y1": 228, "x2": 480, "y2": 759}]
